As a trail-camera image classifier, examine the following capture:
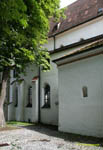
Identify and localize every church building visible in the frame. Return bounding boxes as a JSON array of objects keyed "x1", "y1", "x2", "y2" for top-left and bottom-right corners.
[{"x1": 7, "y1": 0, "x2": 103, "y2": 137}]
